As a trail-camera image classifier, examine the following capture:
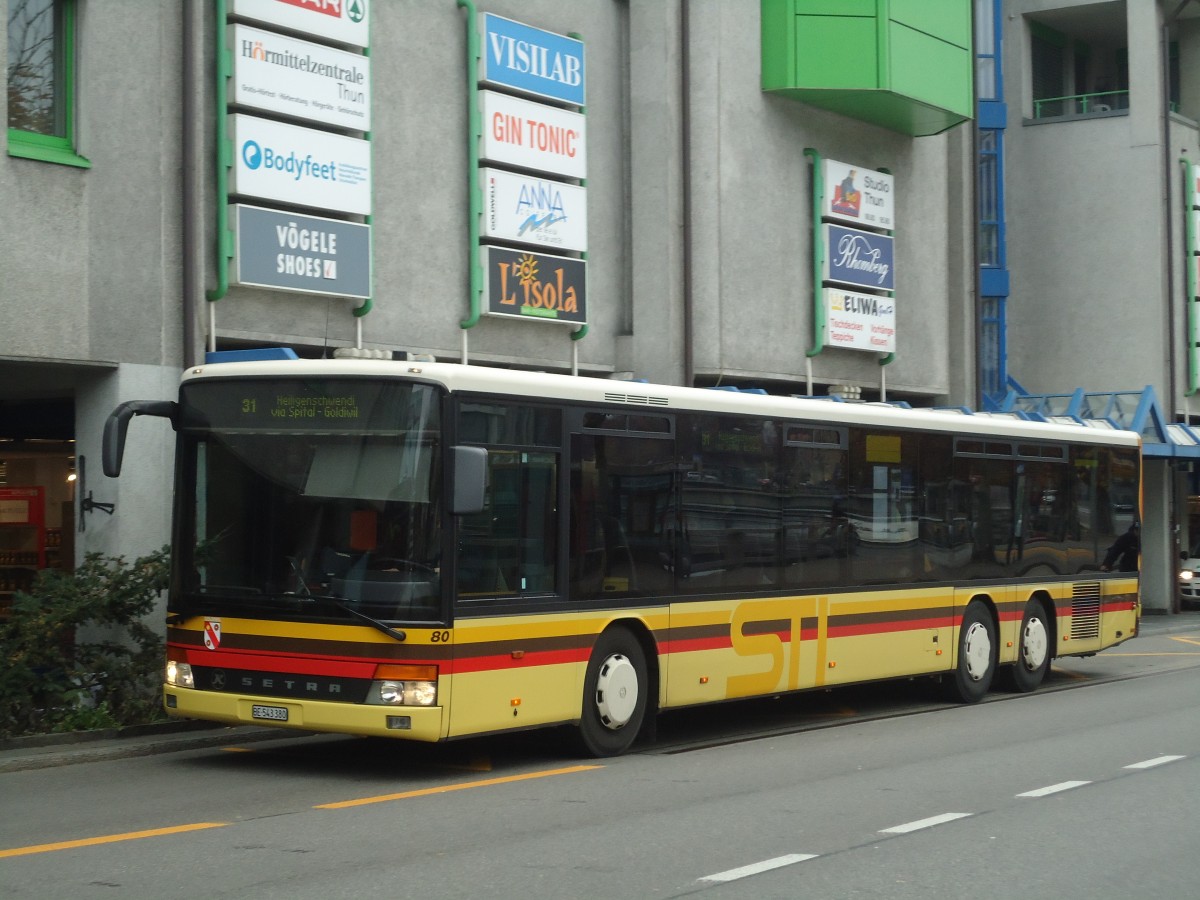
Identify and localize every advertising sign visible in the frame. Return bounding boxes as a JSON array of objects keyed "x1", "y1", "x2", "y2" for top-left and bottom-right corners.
[
  {"x1": 480, "y1": 13, "x2": 585, "y2": 106},
  {"x1": 821, "y1": 159, "x2": 895, "y2": 230},
  {"x1": 234, "y1": 204, "x2": 371, "y2": 299},
  {"x1": 823, "y1": 224, "x2": 895, "y2": 291},
  {"x1": 231, "y1": 114, "x2": 371, "y2": 215},
  {"x1": 823, "y1": 288, "x2": 896, "y2": 352},
  {"x1": 231, "y1": 0, "x2": 370, "y2": 49},
  {"x1": 484, "y1": 246, "x2": 586, "y2": 324},
  {"x1": 481, "y1": 167, "x2": 587, "y2": 252},
  {"x1": 481, "y1": 90, "x2": 586, "y2": 179},
  {"x1": 230, "y1": 25, "x2": 370, "y2": 131}
]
